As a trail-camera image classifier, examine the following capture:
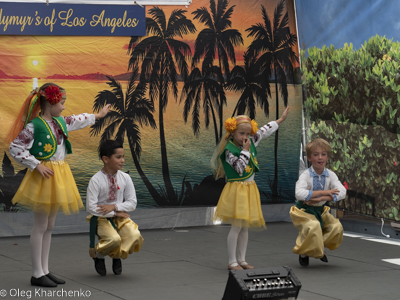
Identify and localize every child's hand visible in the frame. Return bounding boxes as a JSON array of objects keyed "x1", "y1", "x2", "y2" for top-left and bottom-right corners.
[
  {"x1": 36, "y1": 163, "x2": 54, "y2": 179},
  {"x1": 276, "y1": 107, "x2": 290, "y2": 125},
  {"x1": 243, "y1": 138, "x2": 251, "y2": 151},
  {"x1": 95, "y1": 104, "x2": 111, "y2": 120},
  {"x1": 327, "y1": 189, "x2": 340, "y2": 195},
  {"x1": 97, "y1": 204, "x2": 115, "y2": 215},
  {"x1": 115, "y1": 211, "x2": 130, "y2": 218}
]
